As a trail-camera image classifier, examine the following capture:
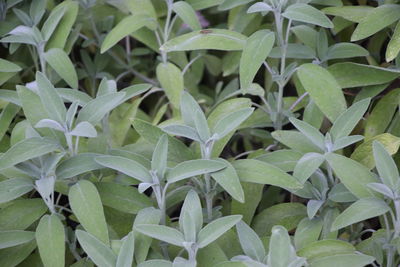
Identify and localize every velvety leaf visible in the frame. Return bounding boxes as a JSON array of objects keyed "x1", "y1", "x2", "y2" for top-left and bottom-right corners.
[
  {"x1": 0, "y1": 178, "x2": 34, "y2": 204},
  {"x1": 134, "y1": 224, "x2": 185, "y2": 247},
  {"x1": 331, "y1": 198, "x2": 390, "y2": 231},
  {"x1": 236, "y1": 220, "x2": 265, "y2": 261},
  {"x1": 166, "y1": 159, "x2": 226, "y2": 183},
  {"x1": 308, "y1": 253, "x2": 375, "y2": 267},
  {"x1": 172, "y1": 1, "x2": 201, "y2": 30},
  {"x1": 0, "y1": 199, "x2": 47, "y2": 230},
  {"x1": 293, "y1": 152, "x2": 325, "y2": 183},
  {"x1": 322, "y1": 6, "x2": 374, "y2": 23},
  {"x1": 298, "y1": 239, "x2": 355, "y2": 260},
  {"x1": 44, "y1": 48, "x2": 78, "y2": 88},
  {"x1": 116, "y1": 232, "x2": 135, "y2": 267},
  {"x1": 0, "y1": 230, "x2": 35, "y2": 249},
  {"x1": 69, "y1": 180, "x2": 109, "y2": 245},
  {"x1": 160, "y1": 29, "x2": 247, "y2": 52},
  {"x1": 56, "y1": 153, "x2": 103, "y2": 179},
  {"x1": 386, "y1": 21, "x2": 400, "y2": 62},
  {"x1": 297, "y1": 63, "x2": 346, "y2": 122},
  {"x1": 36, "y1": 214, "x2": 65, "y2": 267},
  {"x1": 294, "y1": 218, "x2": 323, "y2": 250},
  {"x1": 283, "y1": 4, "x2": 333, "y2": 28}
]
